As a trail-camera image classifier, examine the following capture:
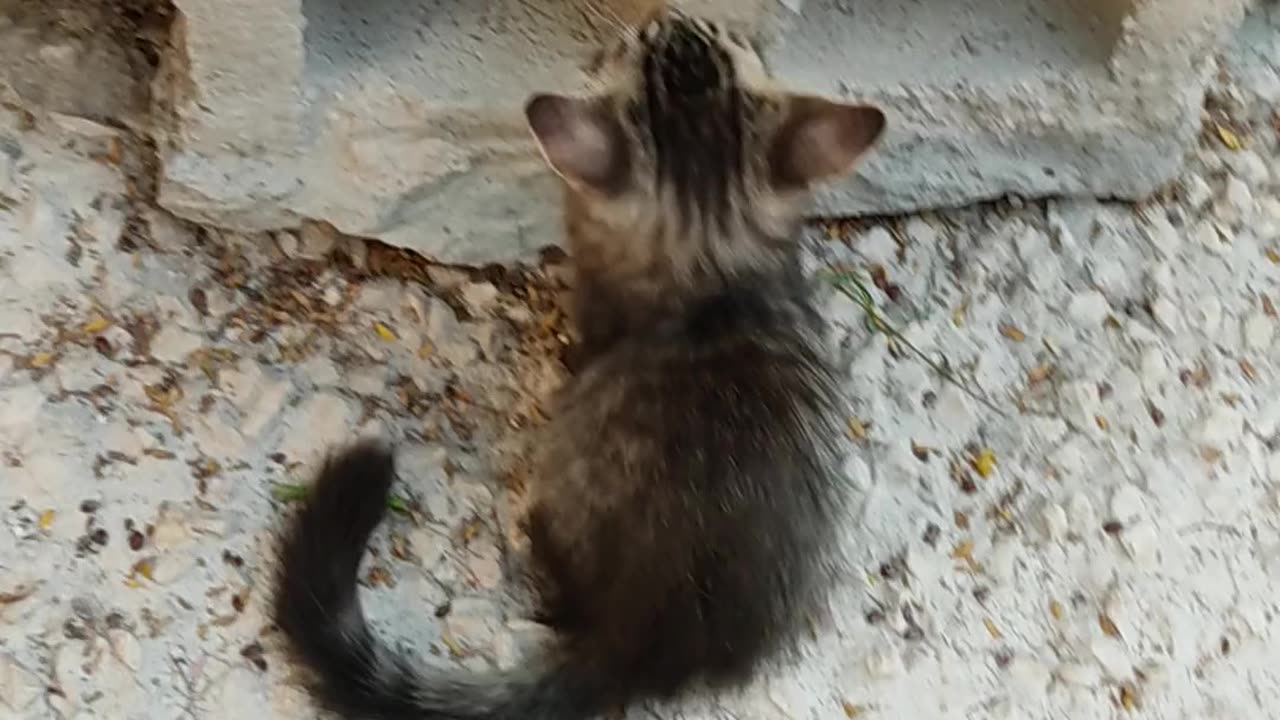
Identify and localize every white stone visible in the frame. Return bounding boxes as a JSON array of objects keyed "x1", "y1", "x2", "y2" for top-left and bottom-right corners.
[
  {"x1": 1226, "y1": 150, "x2": 1270, "y2": 185},
  {"x1": 1092, "y1": 636, "x2": 1131, "y2": 678},
  {"x1": 1198, "y1": 405, "x2": 1245, "y2": 448},
  {"x1": 1139, "y1": 348, "x2": 1169, "y2": 387},
  {"x1": 1038, "y1": 502, "x2": 1069, "y2": 541},
  {"x1": 1067, "y1": 290, "x2": 1110, "y2": 328},
  {"x1": 1059, "y1": 381, "x2": 1100, "y2": 432},
  {"x1": 1066, "y1": 492, "x2": 1097, "y2": 530},
  {"x1": 1190, "y1": 296, "x2": 1223, "y2": 338},
  {"x1": 864, "y1": 644, "x2": 904, "y2": 678},
  {"x1": 274, "y1": 230, "x2": 299, "y2": 258},
  {"x1": 1192, "y1": 220, "x2": 1224, "y2": 252},
  {"x1": 1006, "y1": 656, "x2": 1052, "y2": 700},
  {"x1": 857, "y1": 226, "x2": 898, "y2": 267},
  {"x1": 1055, "y1": 661, "x2": 1102, "y2": 687},
  {"x1": 1181, "y1": 174, "x2": 1213, "y2": 210},
  {"x1": 1140, "y1": 211, "x2": 1179, "y2": 256},
  {"x1": 107, "y1": 630, "x2": 142, "y2": 671},
  {"x1": 0, "y1": 655, "x2": 40, "y2": 711},
  {"x1": 1120, "y1": 520, "x2": 1159, "y2": 564},
  {"x1": 1243, "y1": 313, "x2": 1275, "y2": 350},
  {"x1": 459, "y1": 282, "x2": 500, "y2": 316},
  {"x1": 1110, "y1": 484, "x2": 1147, "y2": 522},
  {"x1": 1014, "y1": 225, "x2": 1051, "y2": 263},
  {"x1": 149, "y1": 325, "x2": 204, "y2": 364},
  {"x1": 1151, "y1": 296, "x2": 1181, "y2": 333},
  {"x1": 298, "y1": 221, "x2": 339, "y2": 259},
  {"x1": 1220, "y1": 176, "x2": 1254, "y2": 220}
]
